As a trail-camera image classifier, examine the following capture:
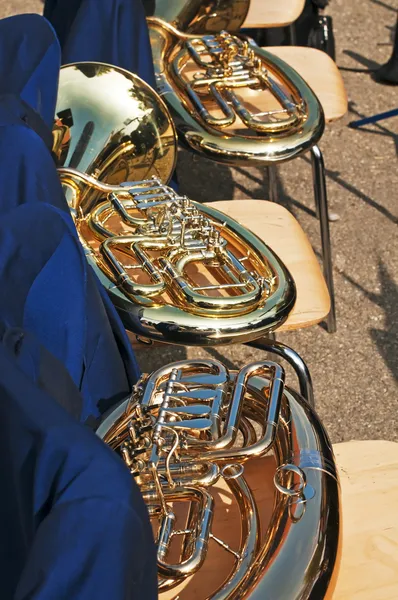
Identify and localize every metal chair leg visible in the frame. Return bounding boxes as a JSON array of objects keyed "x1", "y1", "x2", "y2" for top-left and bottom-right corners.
[
  {"x1": 288, "y1": 23, "x2": 297, "y2": 45},
  {"x1": 310, "y1": 145, "x2": 337, "y2": 334},
  {"x1": 246, "y1": 339, "x2": 315, "y2": 408},
  {"x1": 267, "y1": 165, "x2": 278, "y2": 202}
]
